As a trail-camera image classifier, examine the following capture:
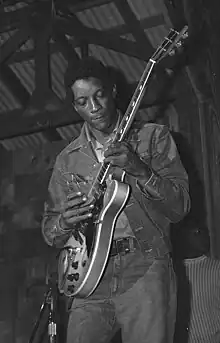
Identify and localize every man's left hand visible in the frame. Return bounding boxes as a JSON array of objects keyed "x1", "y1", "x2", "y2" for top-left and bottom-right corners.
[{"x1": 104, "y1": 142, "x2": 151, "y2": 179}]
